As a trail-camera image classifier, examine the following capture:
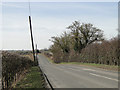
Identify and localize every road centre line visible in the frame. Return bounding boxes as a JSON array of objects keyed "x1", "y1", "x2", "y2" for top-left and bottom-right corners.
[
  {"x1": 89, "y1": 73, "x2": 118, "y2": 82},
  {"x1": 63, "y1": 67, "x2": 82, "y2": 72},
  {"x1": 83, "y1": 68, "x2": 117, "y2": 76},
  {"x1": 59, "y1": 66, "x2": 117, "y2": 77},
  {"x1": 83, "y1": 68, "x2": 96, "y2": 71},
  {"x1": 57, "y1": 66, "x2": 118, "y2": 82},
  {"x1": 0, "y1": 78, "x2": 1, "y2": 84},
  {"x1": 60, "y1": 66, "x2": 96, "y2": 72}
]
